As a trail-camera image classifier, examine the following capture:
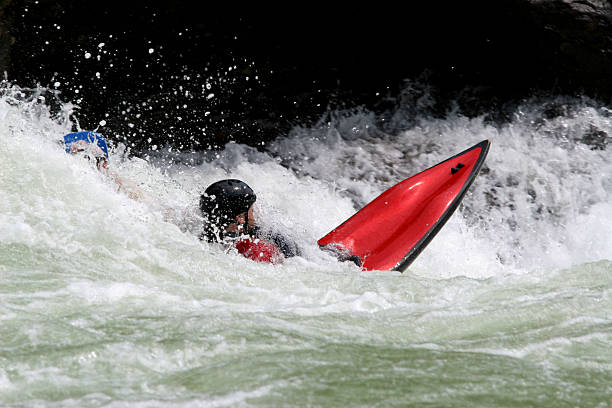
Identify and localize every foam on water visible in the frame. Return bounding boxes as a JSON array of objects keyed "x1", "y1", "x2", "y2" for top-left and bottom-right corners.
[
  {"x1": 266, "y1": 100, "x2": 612, "y2": 276},
  {"x1": 1, "y1": 83, "x2": 611, "y2": 407}
]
